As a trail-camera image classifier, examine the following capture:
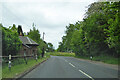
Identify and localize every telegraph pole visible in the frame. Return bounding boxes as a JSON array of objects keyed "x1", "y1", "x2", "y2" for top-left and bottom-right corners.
[
  {"x1": 43, "y1": 32, "x2": 45, "y2": 40},
  {"x1": 42, "y1": 32, "x2": 45, "y2": 58}
]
